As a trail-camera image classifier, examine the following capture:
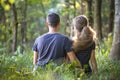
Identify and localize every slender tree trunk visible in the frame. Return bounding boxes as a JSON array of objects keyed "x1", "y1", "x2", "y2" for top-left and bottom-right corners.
[
  {"x1": 108, "y1": 0, "x2": 115, "y2": 33},
  {"x1": 70, "y1": 0, "x2": 76, "y2": 37},
  {"x1": 21, "y1": 0, "x2": 27, "y2": 53},
  {"x1": 0, "y1": 6, "x2": 6, "y2": 45},
  {"x1": 93, "y1": 0, "x2": 102, "y2": 41},
  {"x1": 40, "y1": 0, "x2": 46, "y2": 19},
  {"x1": 64, "y1": 0, "x2": 70, "y2": 35},
  {"x1": 109, "y1": 0, "x2": 120, "y2": 60},
  {"x1": 0, "y1": 5, "x2": 6, "y2": 25},
  {"x1": 12, "y1": 4, "x2": 18, "y2": 54},
  {"x1": 64, "y1": 14, "x2": 69, "y2": 35},
  {"x1": 87, "y1": 0, "x2": 93, "y2": 26},
  {"x1": 79, "y1": 0, "x2": 85, "y2": 15},
  {"x1": 73, "y1": 0, "x2": 76, "y2": 17}
]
